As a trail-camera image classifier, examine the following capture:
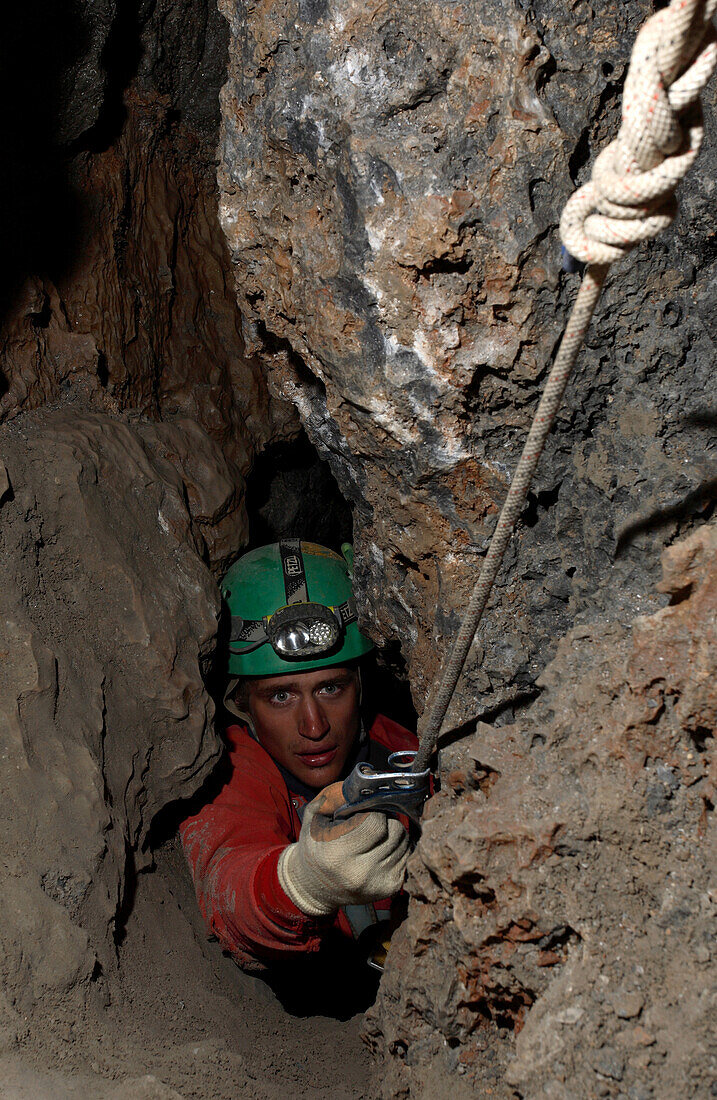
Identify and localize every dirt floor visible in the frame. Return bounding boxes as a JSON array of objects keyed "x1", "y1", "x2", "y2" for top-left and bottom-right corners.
[{"x1": 2, "y1": 838, "x2": 374, "y2": 1100}]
